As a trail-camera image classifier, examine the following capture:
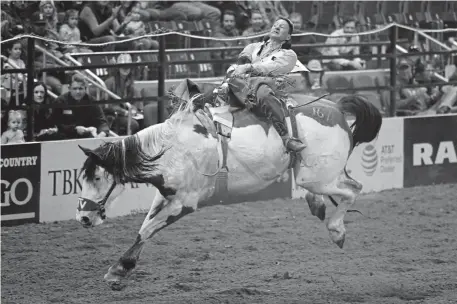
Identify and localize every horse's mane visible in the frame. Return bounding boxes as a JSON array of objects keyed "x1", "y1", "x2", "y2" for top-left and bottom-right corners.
[{"x1": 82, "y1": 135, "x2": 165, "y2": 184}]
